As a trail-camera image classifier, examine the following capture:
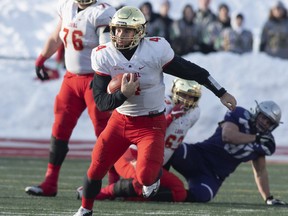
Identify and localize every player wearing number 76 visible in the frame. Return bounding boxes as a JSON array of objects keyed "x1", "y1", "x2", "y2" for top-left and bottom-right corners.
[
  {"x1": 25, "y1": 0, "x2": 115, "y2": 197},
  {"x1": 74, "y1": 6, "x2": 237, "y2": 216}
]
